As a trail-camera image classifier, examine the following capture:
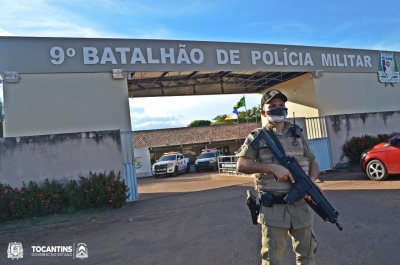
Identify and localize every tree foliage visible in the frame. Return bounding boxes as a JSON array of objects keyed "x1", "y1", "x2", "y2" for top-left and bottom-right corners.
[
  {"x1": 187, "y1": 105, "x2": 261, "y2": 127},
  {"x1": 187, "y1": 120, "x2": 212, "y2": 127}
]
